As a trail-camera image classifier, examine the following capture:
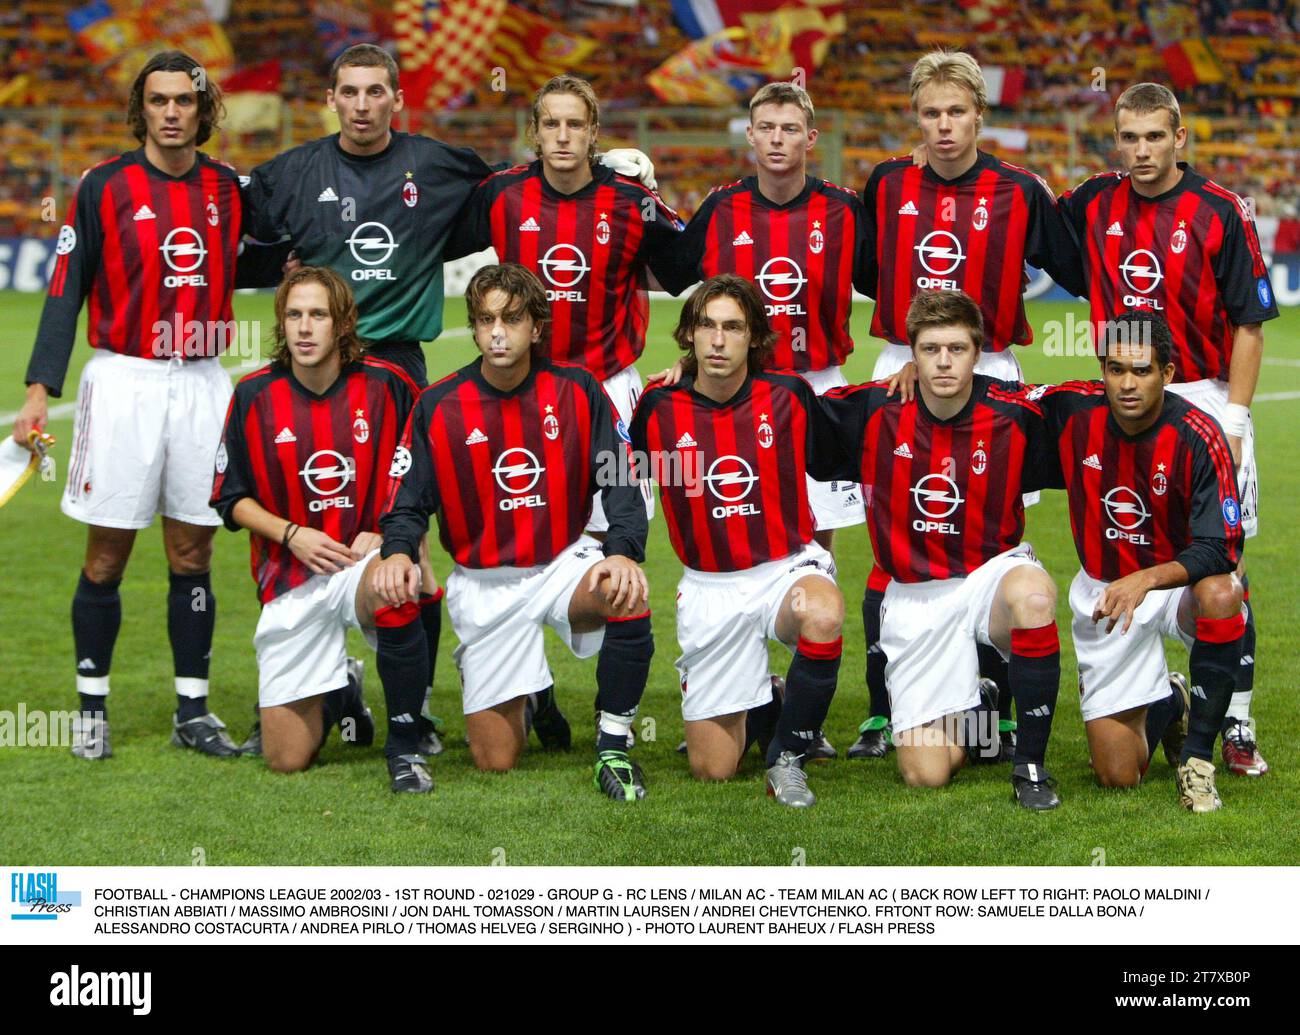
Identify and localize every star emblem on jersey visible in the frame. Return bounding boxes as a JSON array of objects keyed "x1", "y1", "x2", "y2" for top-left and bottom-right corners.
[
  {"x1": 915, "y1": 231, "x2": 965, "y2": 277},
  {"x1": 971, "y1": 443, "x2": 988, "y2": 475},
  {"x1": 972, "y1": 200, "x2": 989, "y2": 232},
  {"x1": 159, "y1": 226, "x2": 207, "y2": 274},
  {"x1": 704, "y1": 455, "x2": 760, "y2": 517},
  {"x1": 809, "y1": 222, "x2": 824, "y2": 255},
  {"x1": 493, "y1": 447, "x2": 543, "y2": 493},
  {"x1": 756, "y1": 256, "x2": 806, "y2": 302},
  {"x1": 757, "y1": 415, "x2": 774, "y2": 449},
  {"x1": 465, "y1": 427, "x2": 489, "y2": 445},
  {"x1": 347, "y1": 221, "x2": 399, "y2": 268},
  {"x1": 56, "y1": 225, "x2": 77, "y2": 255},
  {"x1": 352, "y1": 411, "x2": 370, "y2": 444},
  {"x1": 301, "y1": 450, "x2": 356, "y2": 503},
  {"x1": 1102, "y1": 486, "x2": 1150, "y2": 531},
  {"x1": 388, "y1": 446, "x2": 412, "y2": 478},
  {"x1": 910, "y1": 473, "x2": 964, "y2": 527},
  {"x1": 206, "y1": 199, "x2": 219, "y2": 227},
  {"x1": 1119, "y1": 249, "x2": 1163, "y2": 295},
  {"x1": 539, "y1": 243, "x2": 590, "y2": 288},
  {"x1": 596, "y1": 213, "x2": 611, "y2": 246}
]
